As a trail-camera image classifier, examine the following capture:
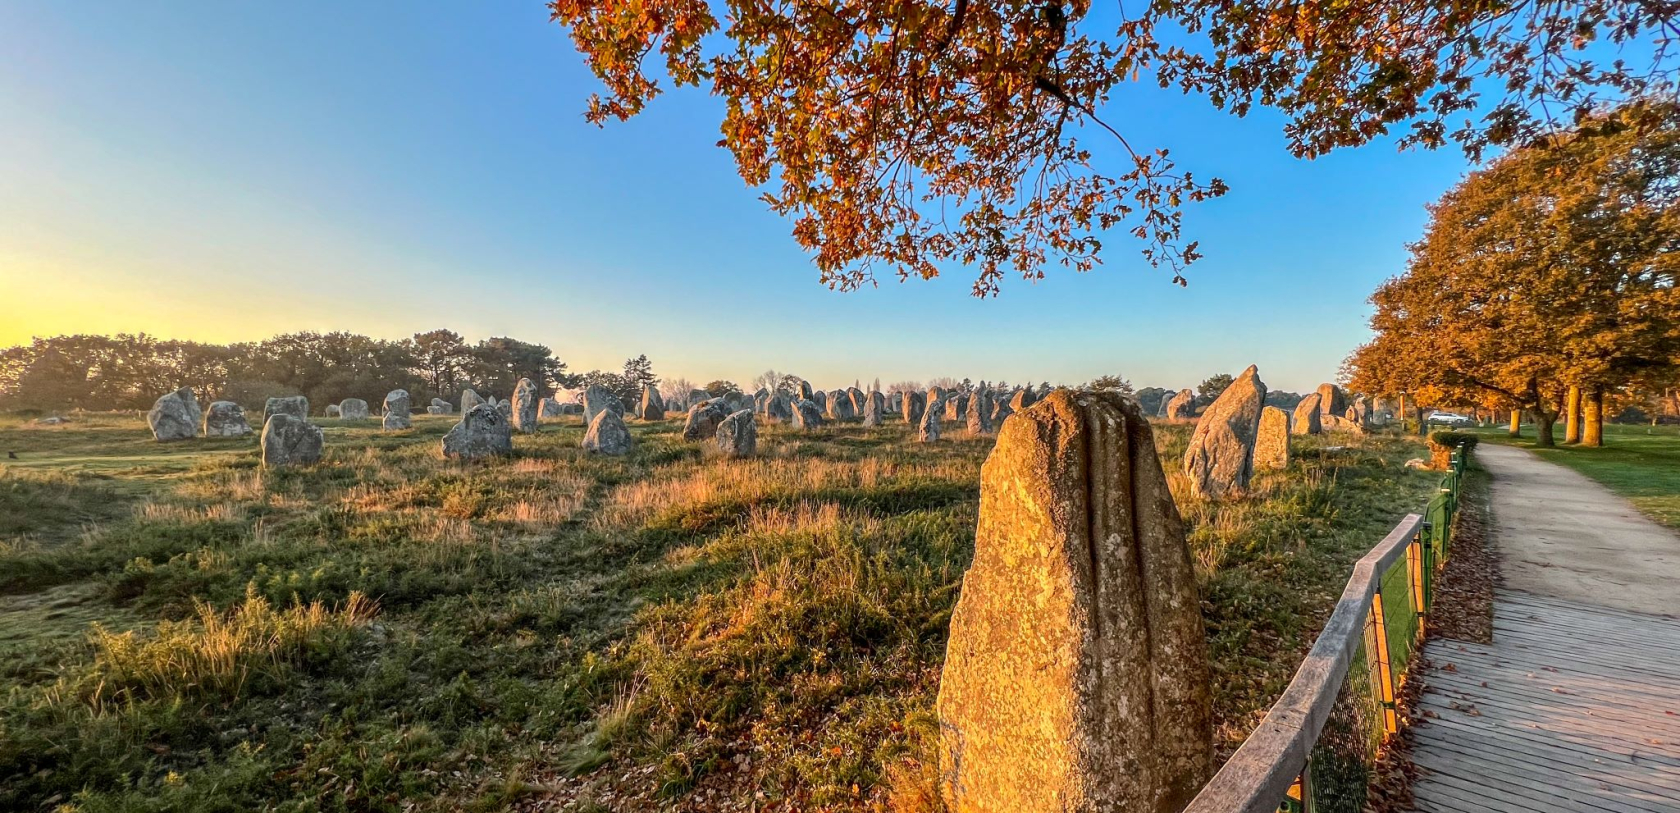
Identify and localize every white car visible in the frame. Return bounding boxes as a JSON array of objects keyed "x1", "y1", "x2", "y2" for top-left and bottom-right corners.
[{"x1": 1426, "y1": 411, "x2": 1476, "y2": 427}]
